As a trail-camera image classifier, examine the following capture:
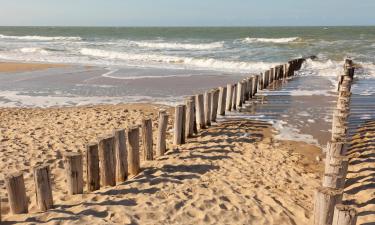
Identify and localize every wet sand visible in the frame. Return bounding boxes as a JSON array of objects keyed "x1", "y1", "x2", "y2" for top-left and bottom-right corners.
[{"x1": 0, "y1": 62, "x2": 65, "y2": 73}]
